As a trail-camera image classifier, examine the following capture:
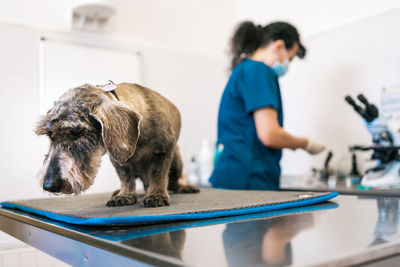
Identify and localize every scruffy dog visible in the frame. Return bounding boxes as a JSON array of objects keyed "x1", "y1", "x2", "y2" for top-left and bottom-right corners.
[{"x1": 35, "y1": 83, "x2": 199, "y2": 207}]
